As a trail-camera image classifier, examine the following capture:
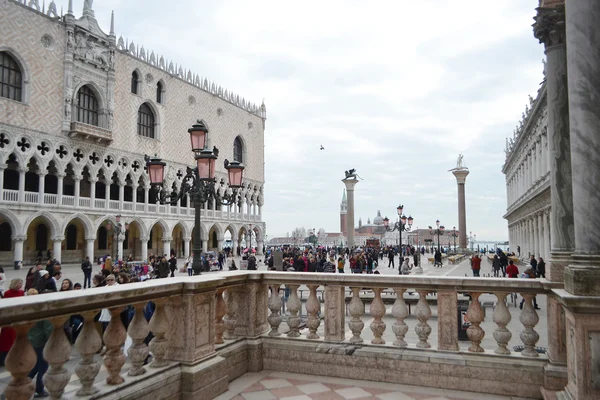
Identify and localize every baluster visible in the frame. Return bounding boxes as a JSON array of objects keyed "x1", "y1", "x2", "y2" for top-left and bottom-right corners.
[
  {"x1": 305, "y1": 284, "x2": 321, "y2": 339},
  {"x1": 43, "y1": 317, "x2": 72, "y2": 399},
  {"x1": 103, "y1": 308, "x2": 127, "y2": 384},
  {"x1": 415, "y1": 290, "x2": 432, "y2": 348},
  {"x1": 267, "y1": 284, "x2": 282, "y2": 336},
  {"x1": 149, "y1": 301, "x2": 170, "y2": 367},
  {"x1": 286, "y1": 285, "x2": 301, "y2": 337},
  {"x1": 128, "y1": 304, "x2": 150, "y2": 376},
  {"x1": 466, "y1": 292, "x2": 485, "y2": 352},
  {"x1": 493, "y1": 292, "x2": 512, "y2": 354},
  {"x1": 369, "y1": 288, "x2": 386, "y2": 344},
  {"x1": 392, "y1": 288, "x2": 409, "y2": 347},
  {"x1": 215, "y1": 288, "x2": 226, "y2": 344},
  {"x1": 4, "y1": 324, "x2": 36, "y2": 400},
  {"x1": 223, "y1": 287, "x2": 238, "y2": 340},
  {"x1": 75, "y1": 311, "x2": 102, "y2": 396},
  {"x1": 348, "y1": 287, "x2": 365, "y2": 343},
  {"x1": 519, "y1": 293, "x2": 540, "y2": 357}
]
